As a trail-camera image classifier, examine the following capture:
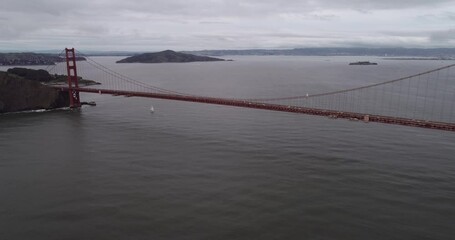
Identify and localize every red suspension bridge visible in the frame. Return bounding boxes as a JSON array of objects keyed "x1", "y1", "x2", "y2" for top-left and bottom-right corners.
[{"x1": 50, "y1": 48, "x2": 455, "y2": 132}]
